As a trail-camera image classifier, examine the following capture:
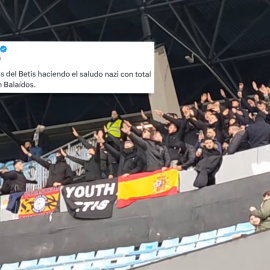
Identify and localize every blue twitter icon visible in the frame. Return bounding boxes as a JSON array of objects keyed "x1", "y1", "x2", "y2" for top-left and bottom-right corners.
[{"x1": 0, "y1": 46, "x2": 7, "y2": 53}]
